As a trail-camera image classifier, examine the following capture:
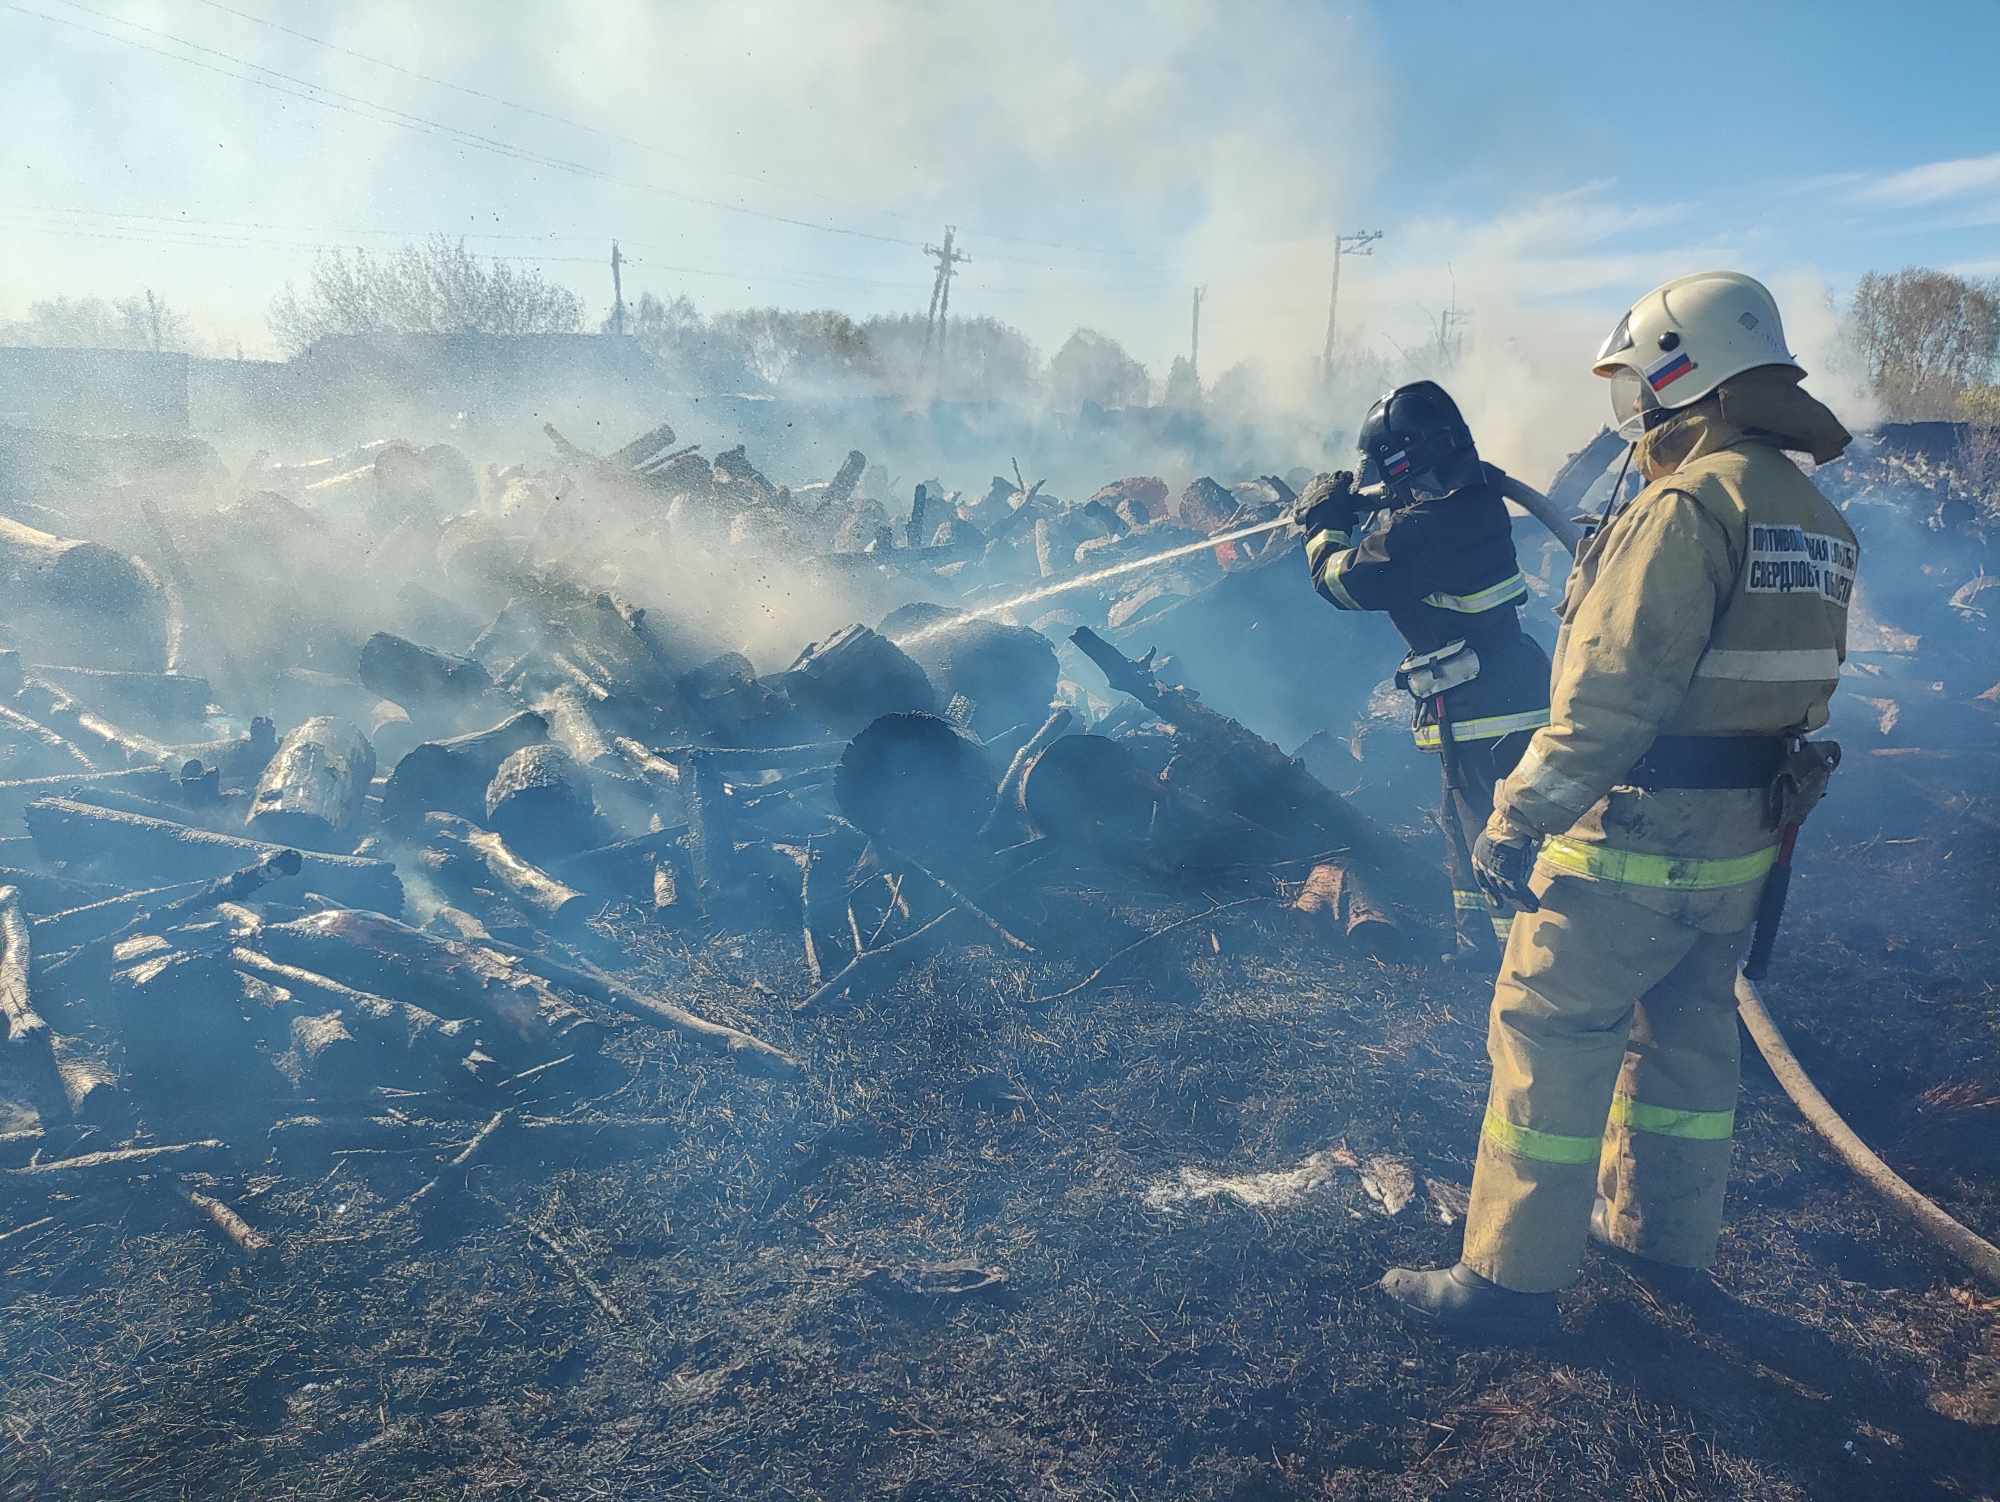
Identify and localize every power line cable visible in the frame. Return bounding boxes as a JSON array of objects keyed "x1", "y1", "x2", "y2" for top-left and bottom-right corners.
[
  {"x1": 183, "y1": 0, "x2": 1152, "y2": 261},
  {"x1": 10, "y1": 1, "x2": 922, "y2": 248},
  {"x1": 0, "y1": 217, "x2": 938, "y2": 293},
  {"x1": 14, "y1": 0, "x2": 1158, "y2": 269},
  {"x1": 12, "y1": 205, "x2": 1171, "y2": 292}
]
